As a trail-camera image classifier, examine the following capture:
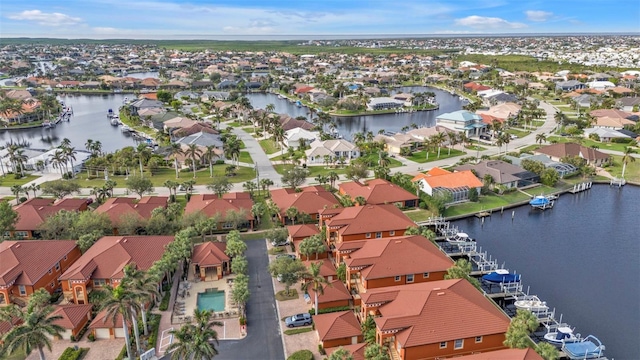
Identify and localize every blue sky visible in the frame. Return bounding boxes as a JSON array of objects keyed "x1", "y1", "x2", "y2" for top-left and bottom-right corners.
[{"x1": 2, "y1": 0, "x2": 639, "y2": 39}]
